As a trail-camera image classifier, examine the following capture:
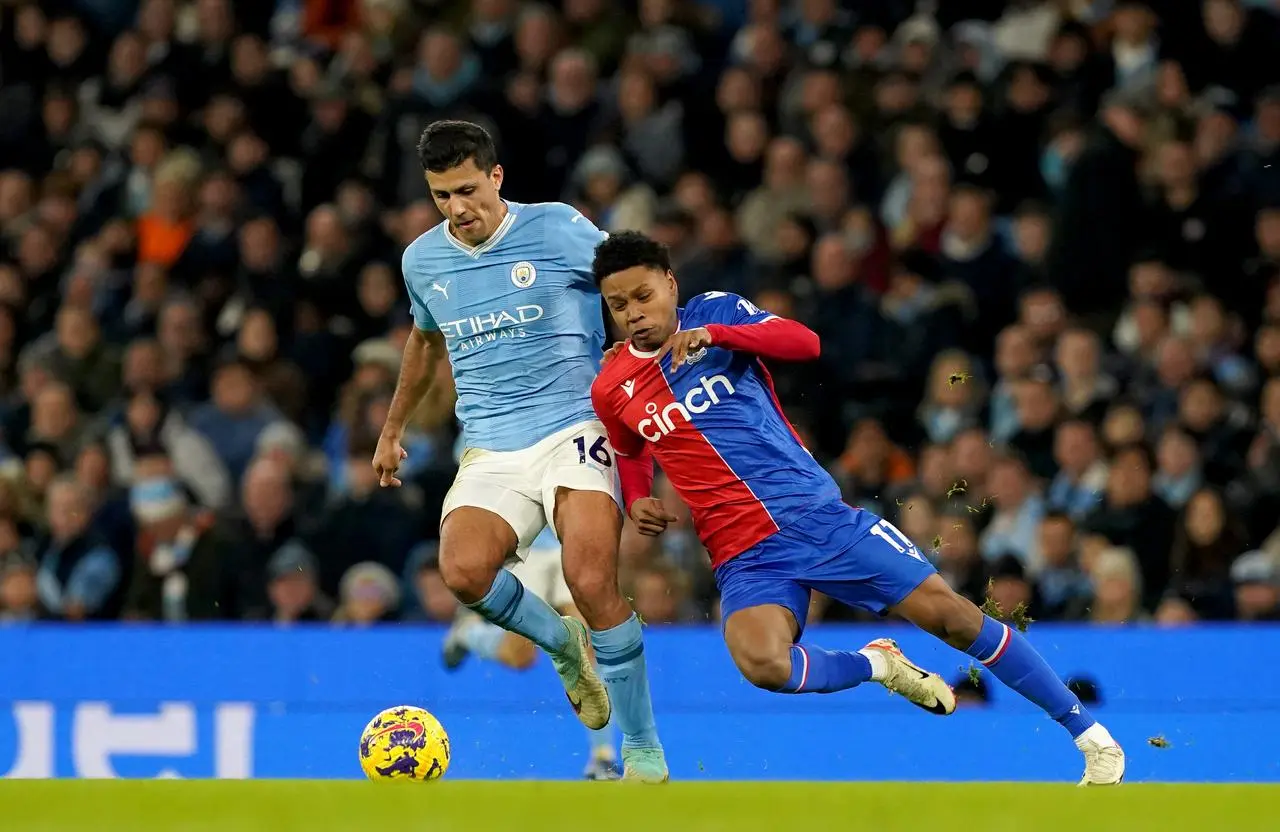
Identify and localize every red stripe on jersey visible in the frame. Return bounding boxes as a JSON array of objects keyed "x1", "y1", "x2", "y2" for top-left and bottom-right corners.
[
  {"x1": 645, "y1": 369, "x2": 779, "y2": 567},
  {"x1": 592, "y1": 348, "x2": 783, "y2": 567}
]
